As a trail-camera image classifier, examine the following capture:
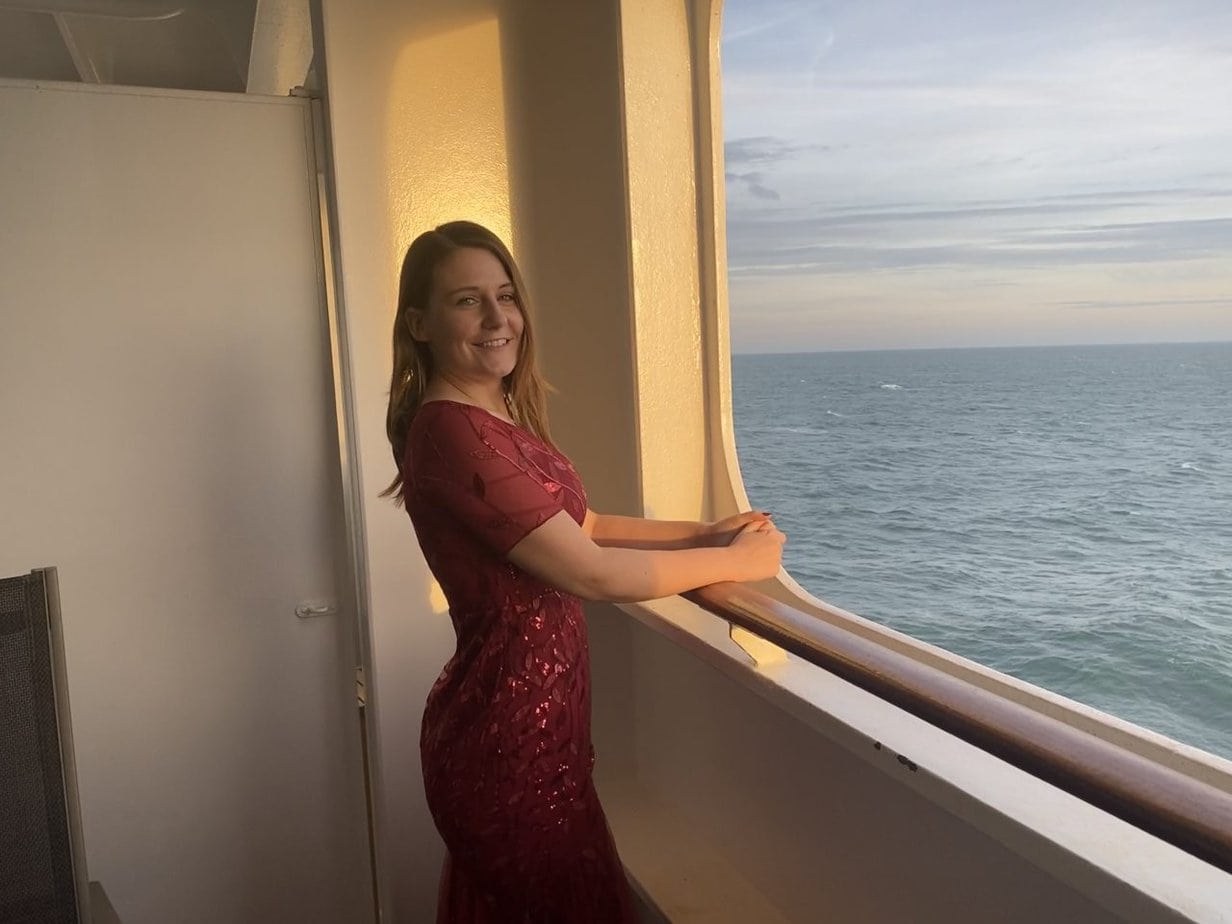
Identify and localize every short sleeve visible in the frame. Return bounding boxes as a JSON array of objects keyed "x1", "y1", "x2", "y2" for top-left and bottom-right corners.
[{"x1": 411, "y1": 404, "x2": 567, "y2": 556}]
